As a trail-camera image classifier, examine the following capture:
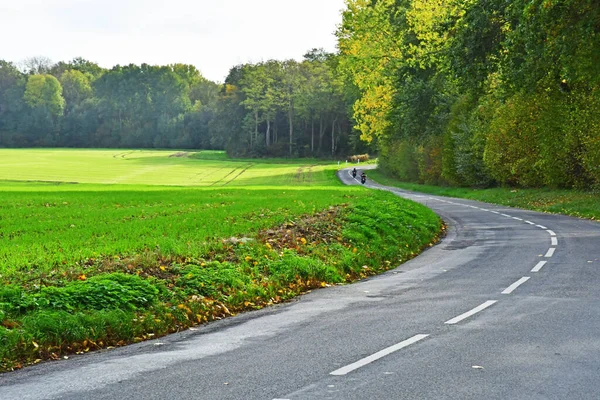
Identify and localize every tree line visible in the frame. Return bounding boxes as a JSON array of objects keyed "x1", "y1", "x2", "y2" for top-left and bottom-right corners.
[
  {"x1": 337, "y1": 0, "x2": 600, "y2": 188},
  {"x1": 3, "y1": 0, "x2": 599, "y2": 188},
  {"x1": 0, "y1": 52, "x2": 367, "y2": 158}
]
